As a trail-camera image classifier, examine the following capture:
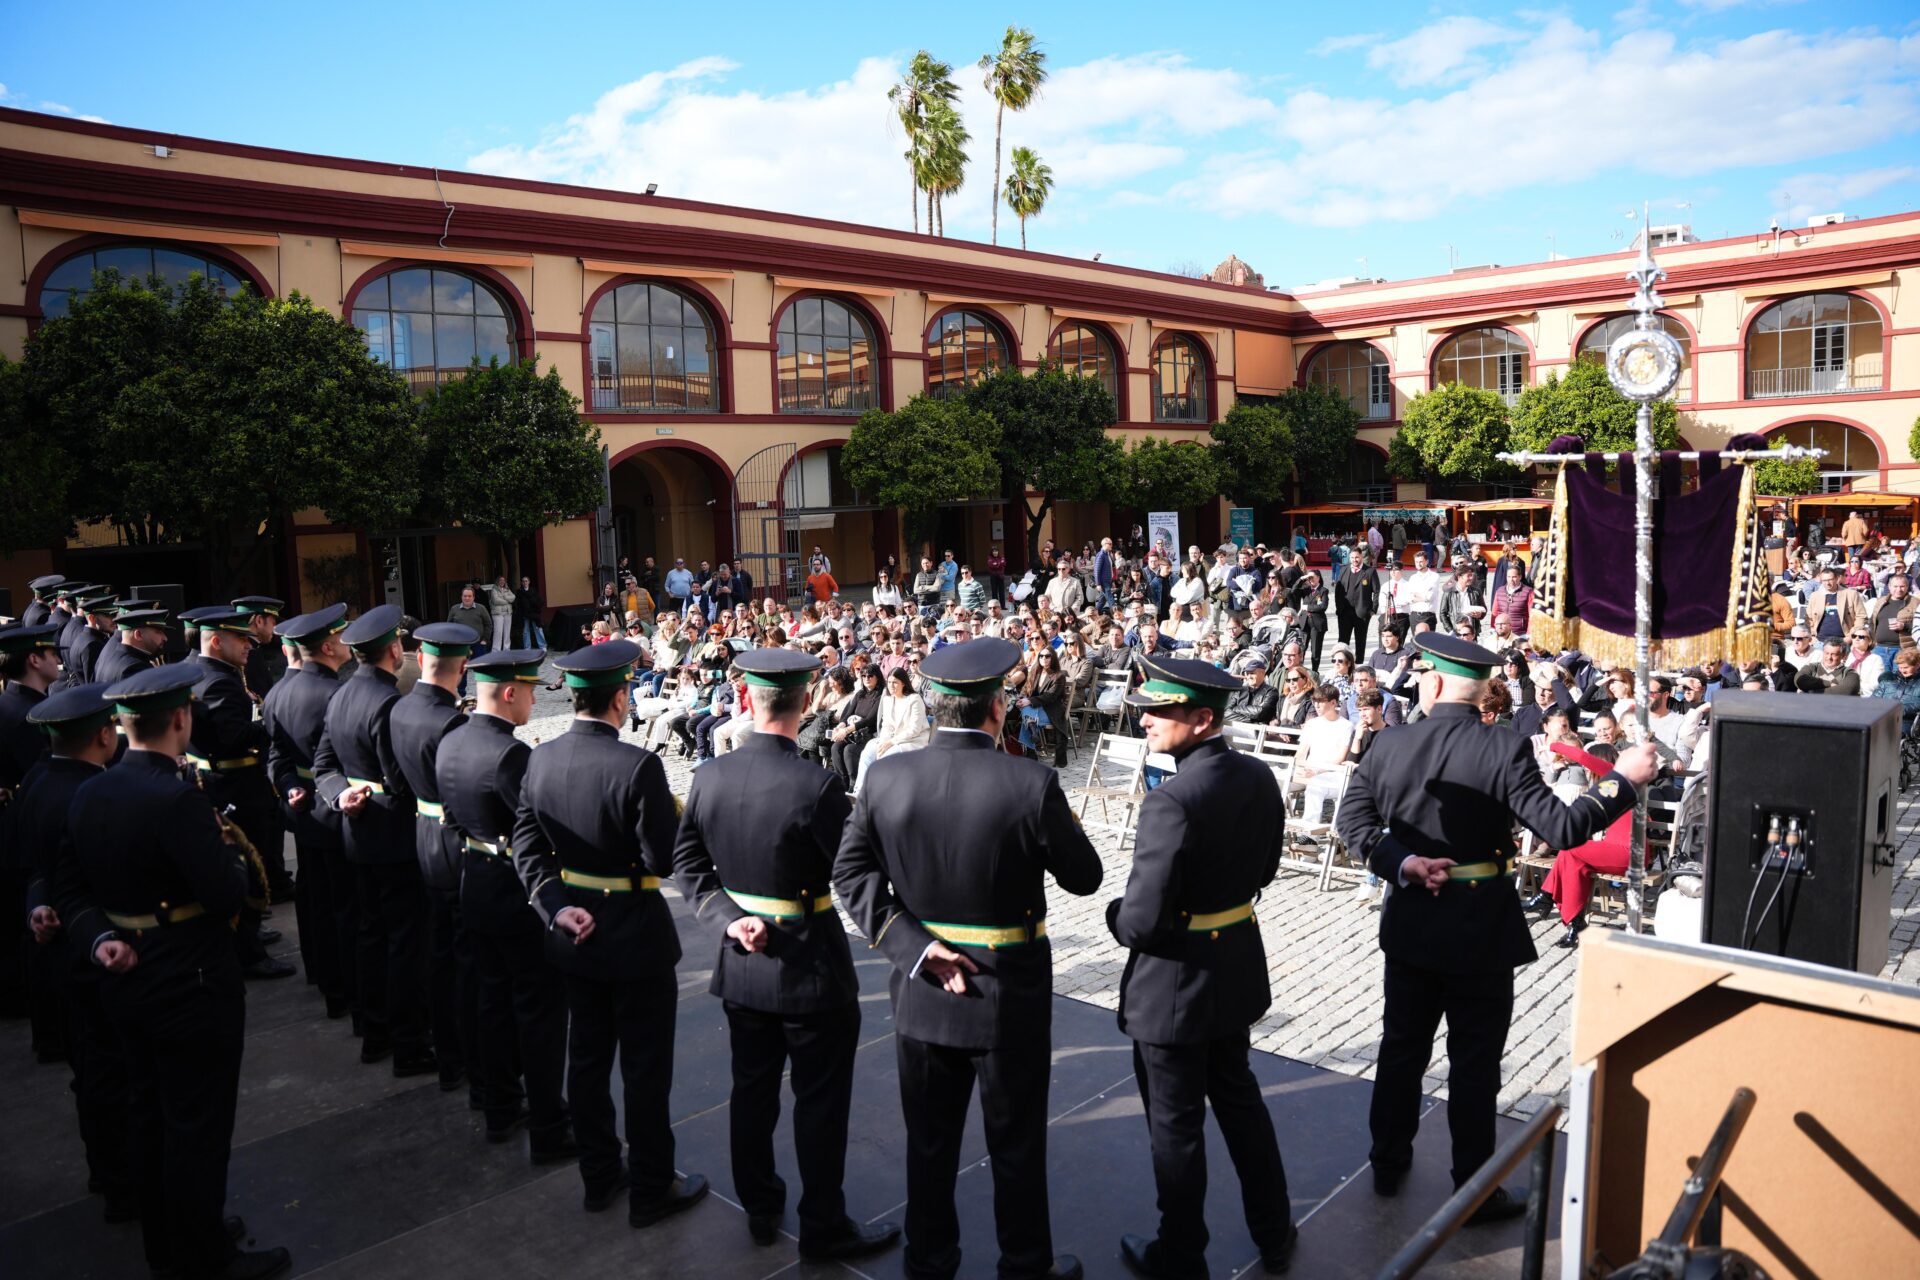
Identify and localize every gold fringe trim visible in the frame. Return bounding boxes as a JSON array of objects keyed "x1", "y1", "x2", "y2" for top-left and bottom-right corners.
[{"x1": 1527, "y1": 619, "x2": 1772, "y2": 670}]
